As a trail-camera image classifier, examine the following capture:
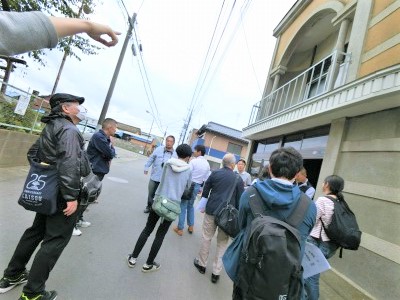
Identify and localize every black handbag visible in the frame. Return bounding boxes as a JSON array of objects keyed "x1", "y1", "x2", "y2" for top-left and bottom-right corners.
[
  {"x1": 18, "y1": 160, "x2": 59, "y2": 215},
  {"x1": 215, "y1": 176, "x2": 240, "y2": 238},
  {"x1": 79, "y1": 172, "x2": 102, "y2": 206}
]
